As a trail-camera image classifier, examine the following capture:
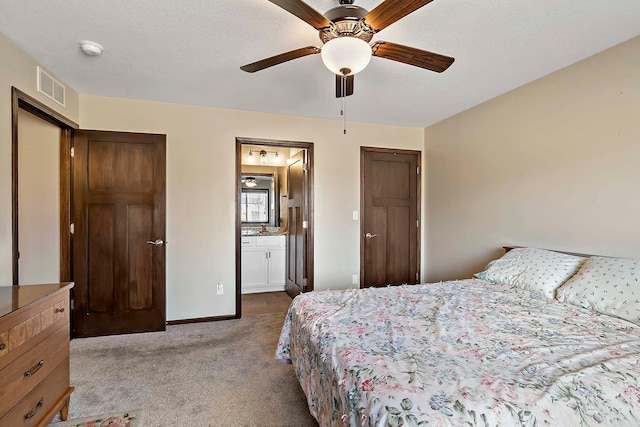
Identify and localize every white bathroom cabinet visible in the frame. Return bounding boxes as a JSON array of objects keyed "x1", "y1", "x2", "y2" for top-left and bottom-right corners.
[{"x1": 241, "y1": 235, "x2": 286, "y2": 294}]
